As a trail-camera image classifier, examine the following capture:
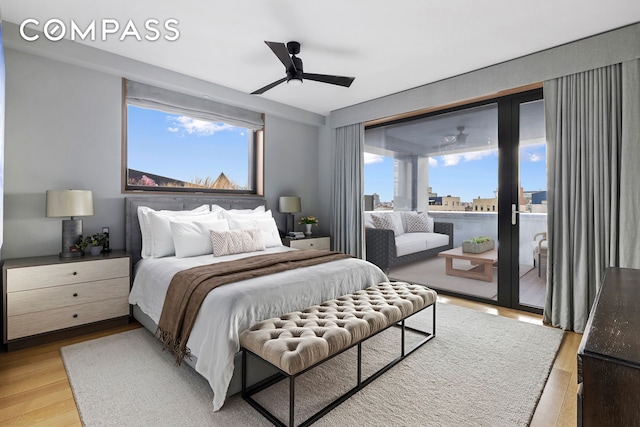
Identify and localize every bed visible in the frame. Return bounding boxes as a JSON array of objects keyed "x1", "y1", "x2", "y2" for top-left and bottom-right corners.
[{"x1": 124, "y1": 196, "x2": 388, "y2": 411}]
